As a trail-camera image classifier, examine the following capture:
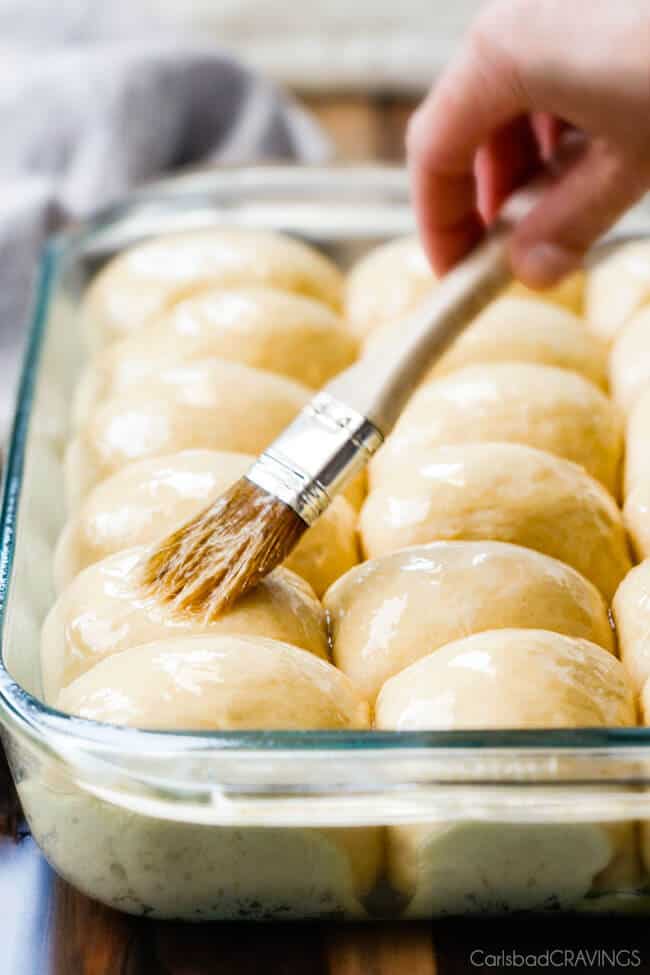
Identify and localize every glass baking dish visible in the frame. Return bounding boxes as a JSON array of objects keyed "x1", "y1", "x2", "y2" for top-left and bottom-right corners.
[{"x1": 3, "y1": 164, "x2": 650, "y2": 920}]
